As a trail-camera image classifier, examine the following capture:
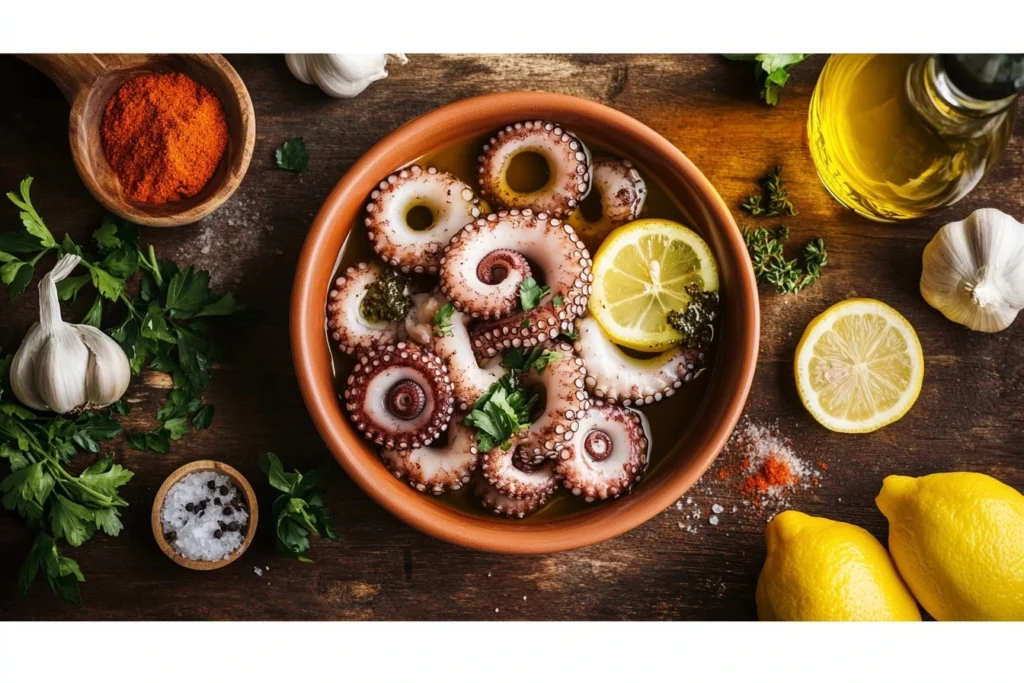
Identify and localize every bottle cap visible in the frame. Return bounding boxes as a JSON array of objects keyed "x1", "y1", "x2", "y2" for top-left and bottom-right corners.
[{"x1": 941, "y1": 54, "x2": 1024, "y2": 100}]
